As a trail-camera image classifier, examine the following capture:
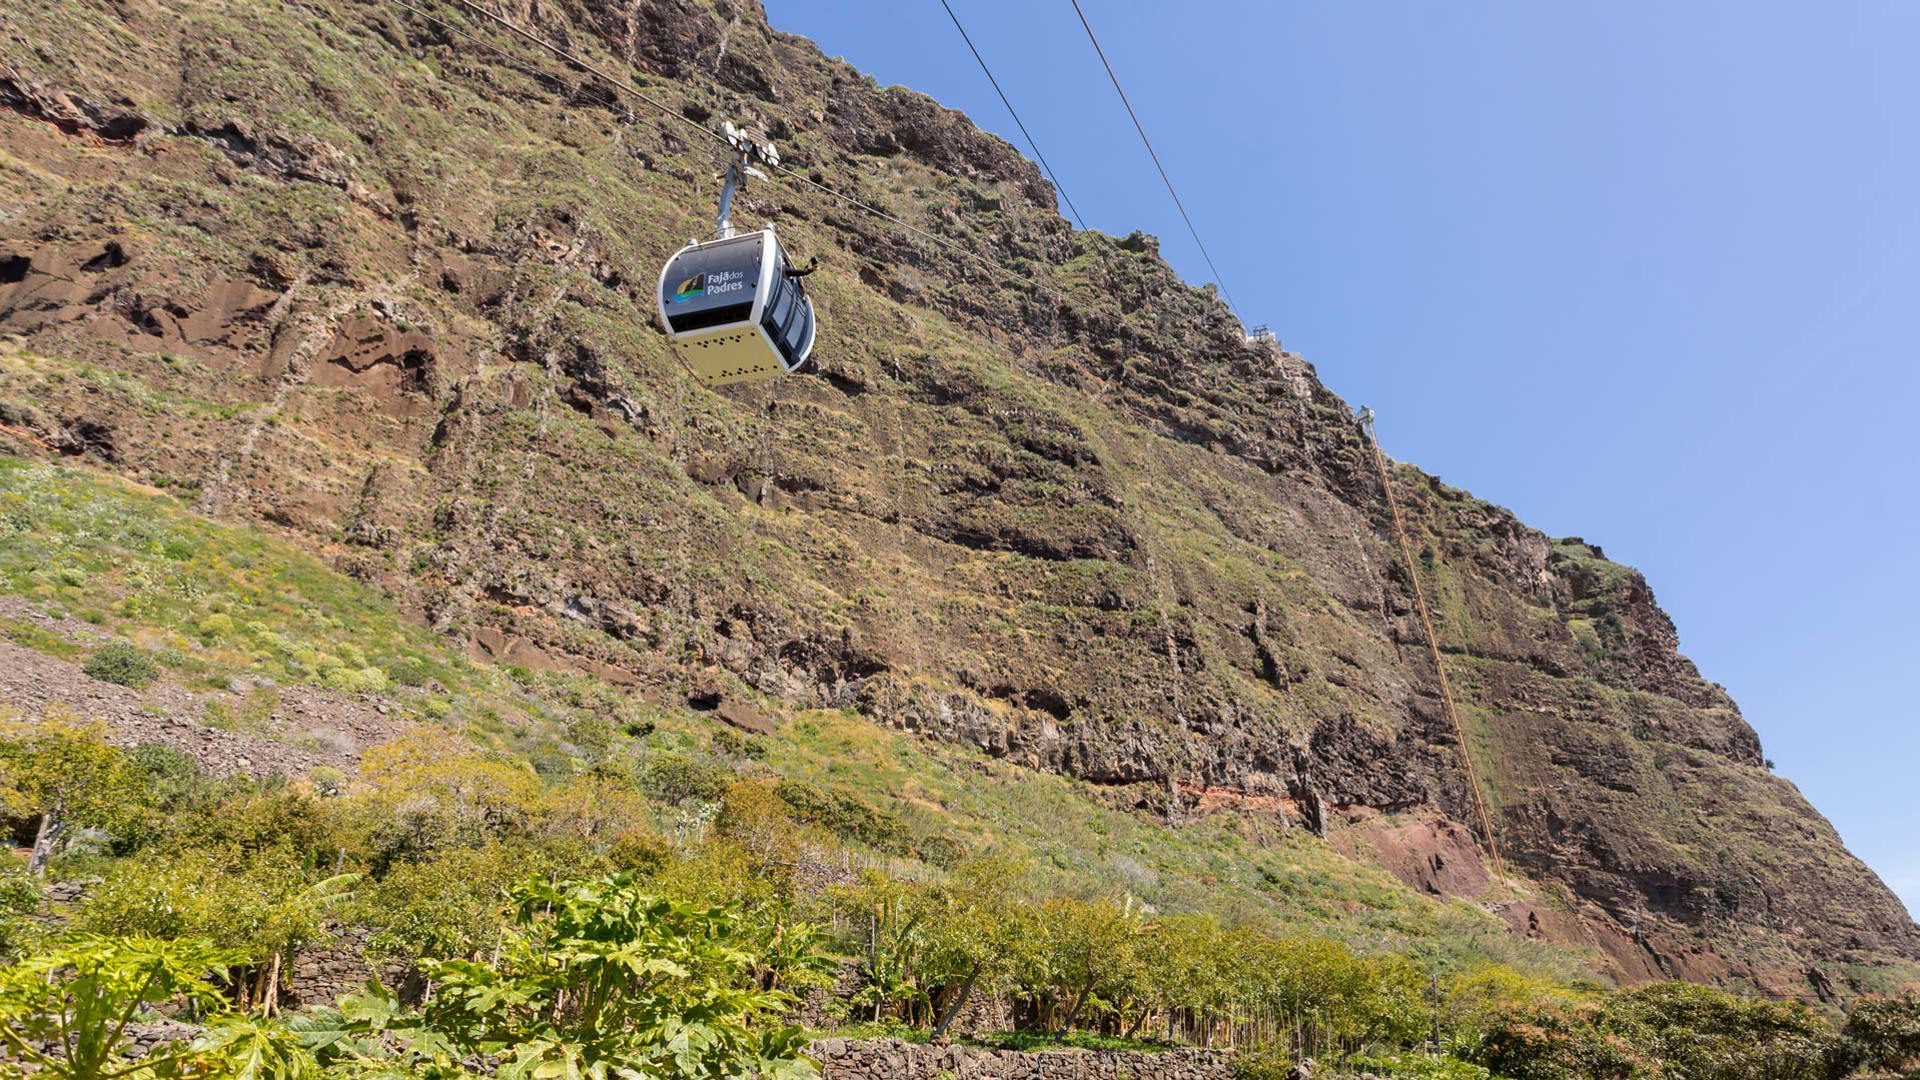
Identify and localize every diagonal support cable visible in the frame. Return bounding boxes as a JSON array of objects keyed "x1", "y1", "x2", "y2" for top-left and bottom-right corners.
[
  {"x1": 1067, "y1": 0, "x2": 1241, "y2": 321},
  {"x1": 937, "y1": 0, "x2": 1087, "y2": 231}
]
